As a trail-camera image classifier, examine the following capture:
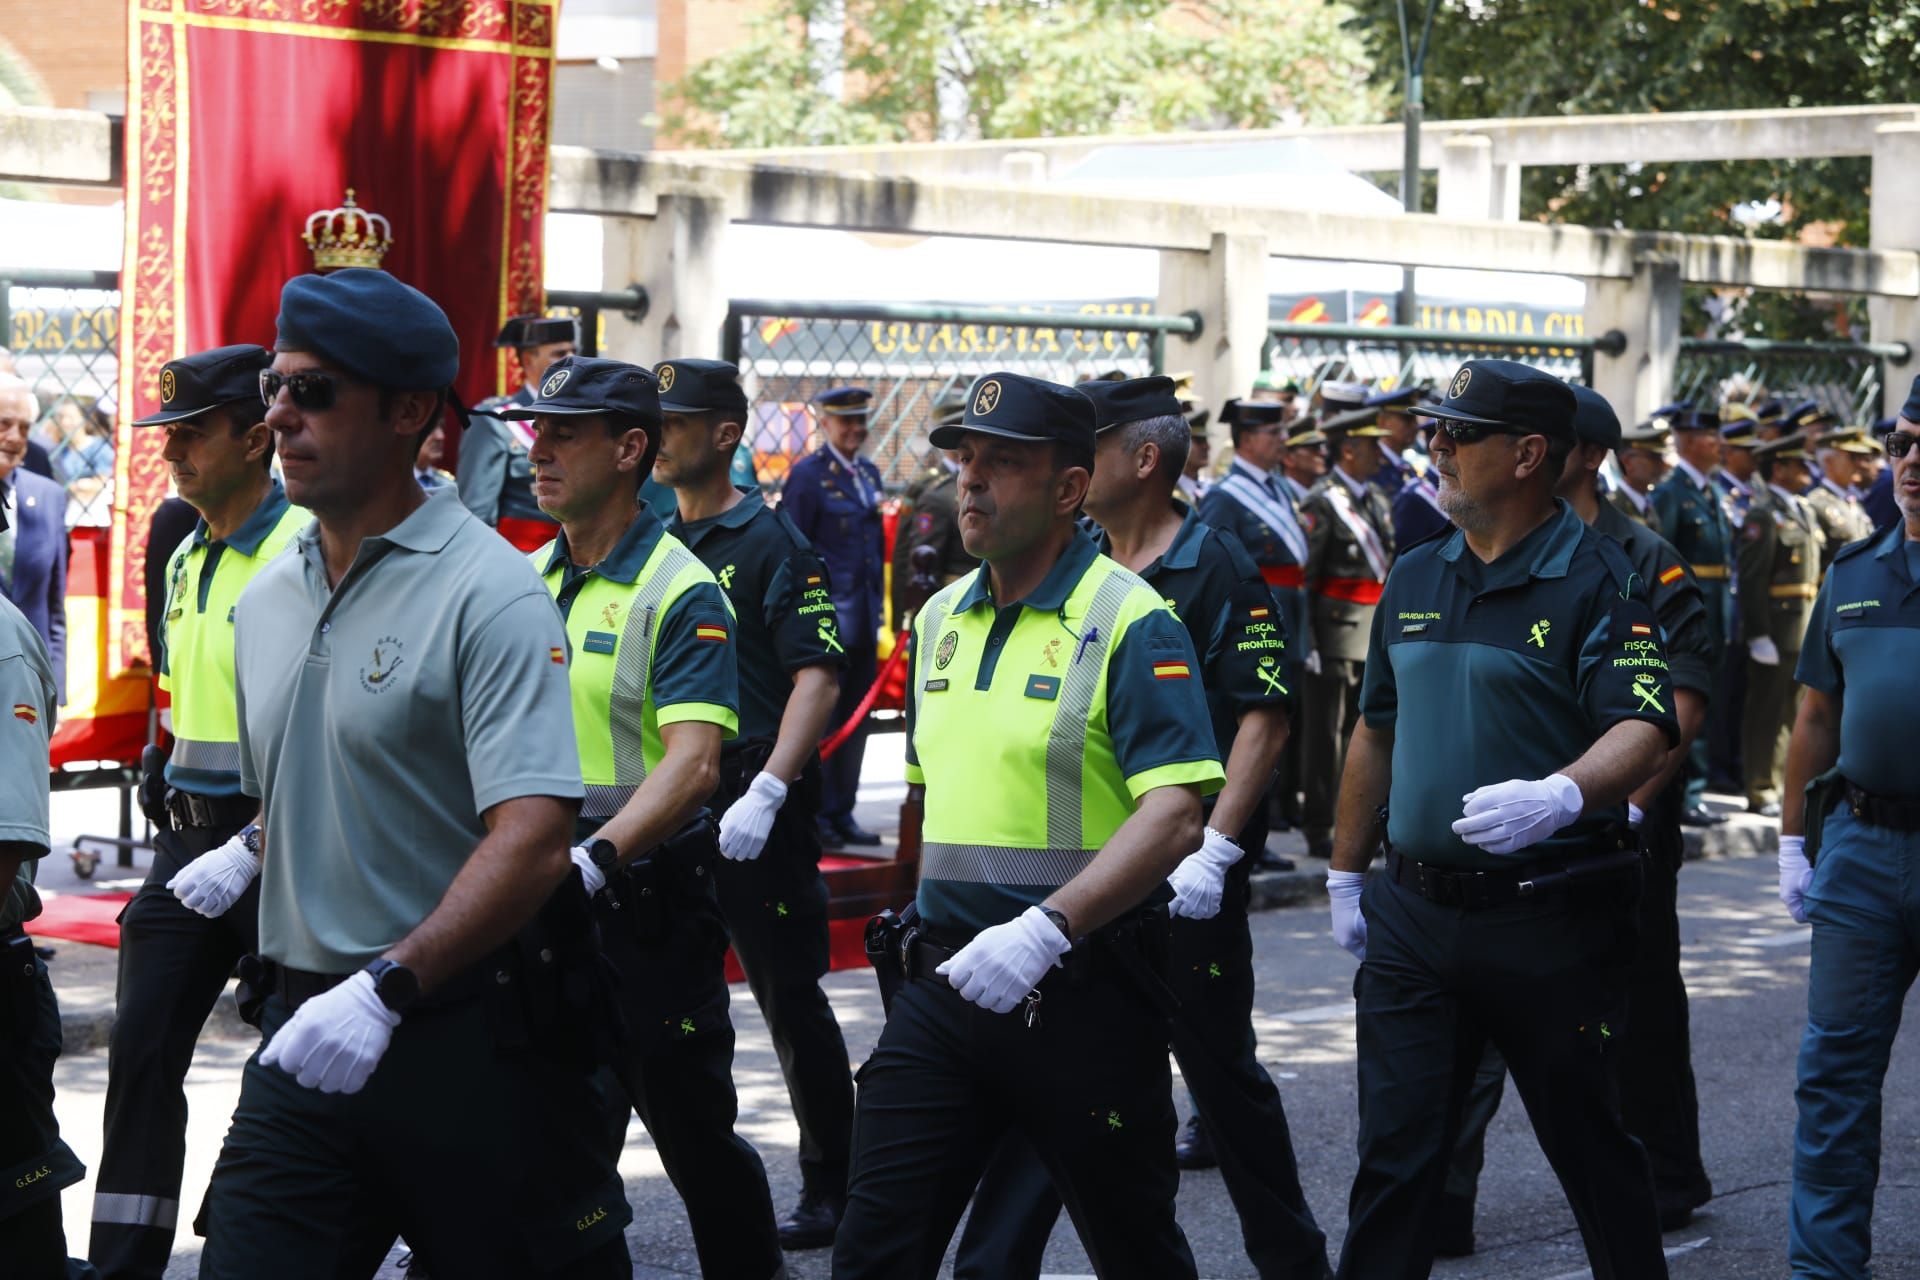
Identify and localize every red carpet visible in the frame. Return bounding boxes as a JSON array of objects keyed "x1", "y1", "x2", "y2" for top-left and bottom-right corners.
[{"x1": 29, "y1": 892, "x2": 131, "y2": 948}]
